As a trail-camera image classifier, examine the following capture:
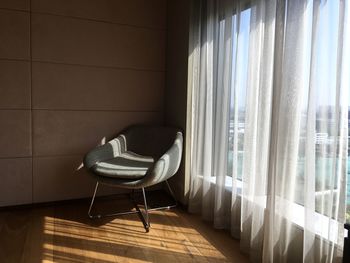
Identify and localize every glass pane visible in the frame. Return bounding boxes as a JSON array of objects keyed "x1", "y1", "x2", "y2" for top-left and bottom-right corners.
[{"x1": 227, "y1": 7, "x2": 251, "y2": 180}]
